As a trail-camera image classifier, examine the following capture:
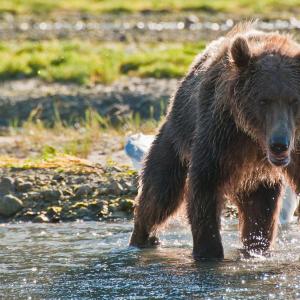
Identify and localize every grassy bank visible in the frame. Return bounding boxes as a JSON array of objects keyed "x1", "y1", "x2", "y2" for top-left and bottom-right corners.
[
  {"x1": 0, "y1": 40, "x2": 205, "y2": 84},
  {"x1": 0, "y1": 0, "x2": 300, "y2": 16},
  {"x1": 4, "y1": 108, "x2": 159, "y2": 160}
]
